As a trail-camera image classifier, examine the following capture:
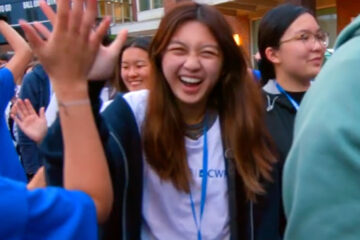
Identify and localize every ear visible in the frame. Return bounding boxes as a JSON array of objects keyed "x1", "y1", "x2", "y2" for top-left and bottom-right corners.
[{"x1": 264, "y1": 46, "x2": 281, "y2": 64}]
